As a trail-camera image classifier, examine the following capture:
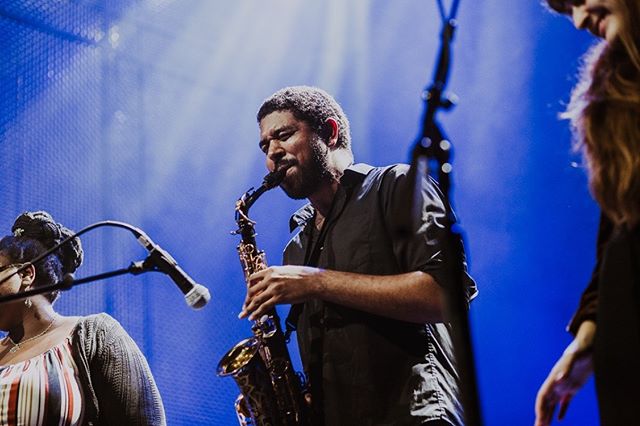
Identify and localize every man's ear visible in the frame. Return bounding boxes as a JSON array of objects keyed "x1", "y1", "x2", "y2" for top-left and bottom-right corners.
[{"x1": 324, "y1": 118, "x2": 339, "y2": 148}]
